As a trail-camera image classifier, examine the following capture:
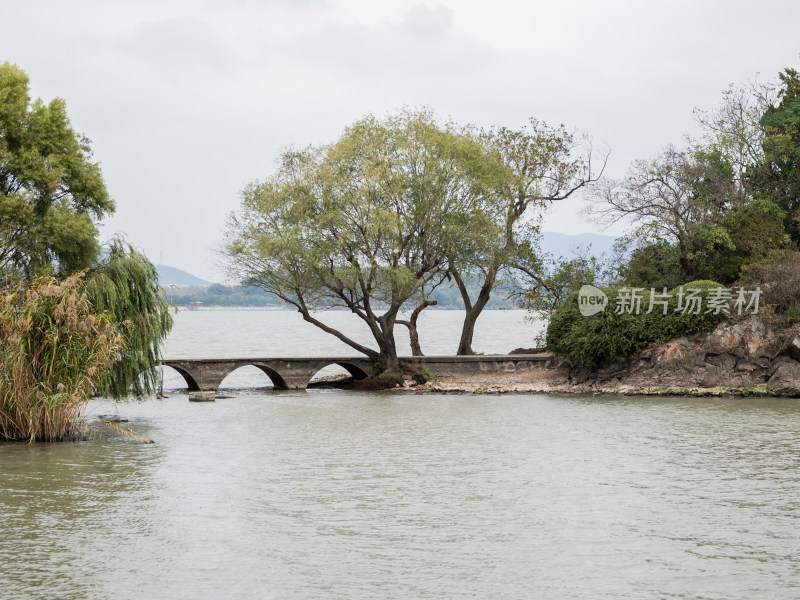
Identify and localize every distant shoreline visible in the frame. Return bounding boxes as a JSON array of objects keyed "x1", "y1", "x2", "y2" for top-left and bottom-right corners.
[
  {"x1": 174, "y1": 305, "x2": 289, "y2": 311},
  {"x1": 171, "y1": 305, "x2": 524, "y2": 312}
]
